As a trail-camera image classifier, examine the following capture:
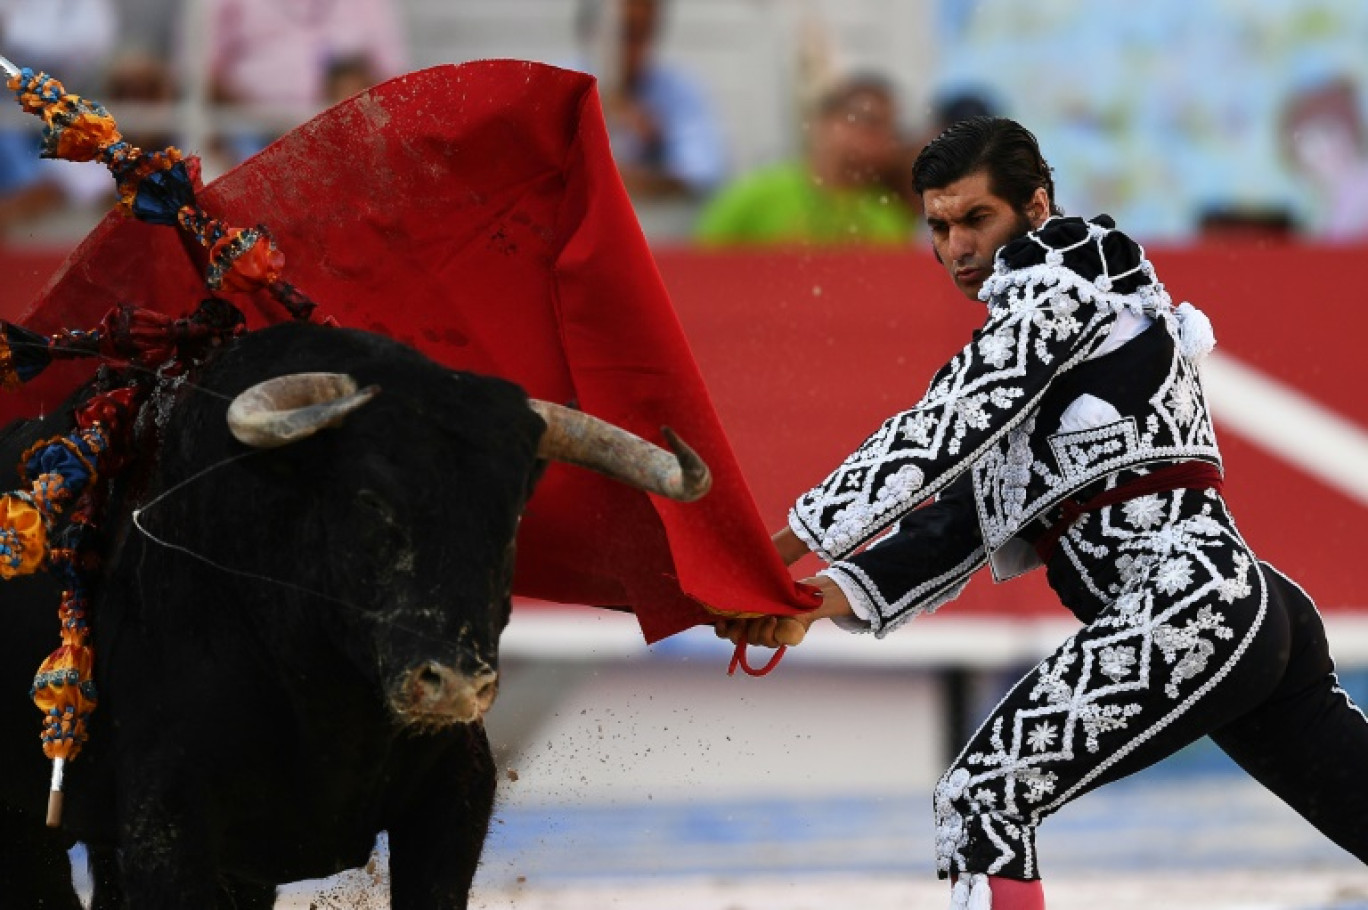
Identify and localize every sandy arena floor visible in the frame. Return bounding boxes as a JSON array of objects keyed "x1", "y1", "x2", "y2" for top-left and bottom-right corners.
[
  {"x1": 74, "y1": 633, "x2": 1368, "y2": 909},
  {"x1": 275, "y1": 870, "x2": 1368, "y2": 910}
]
